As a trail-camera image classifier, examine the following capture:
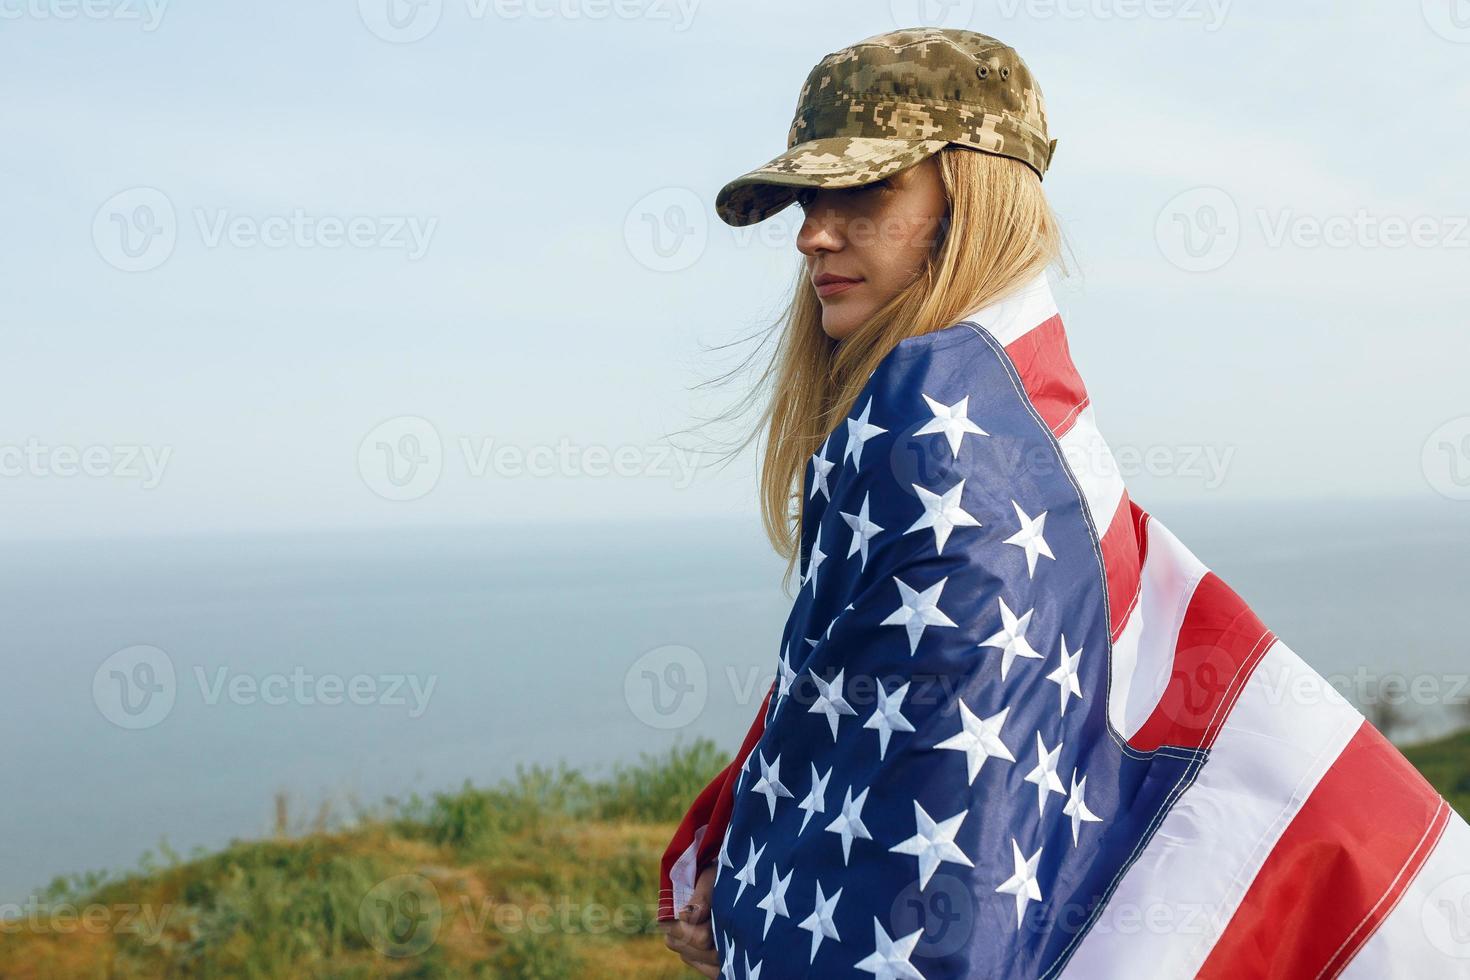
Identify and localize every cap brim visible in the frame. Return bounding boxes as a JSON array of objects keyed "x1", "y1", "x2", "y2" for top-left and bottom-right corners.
[{"x1": 715, "y1": 137, "x2": 949, "y2": 227}]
